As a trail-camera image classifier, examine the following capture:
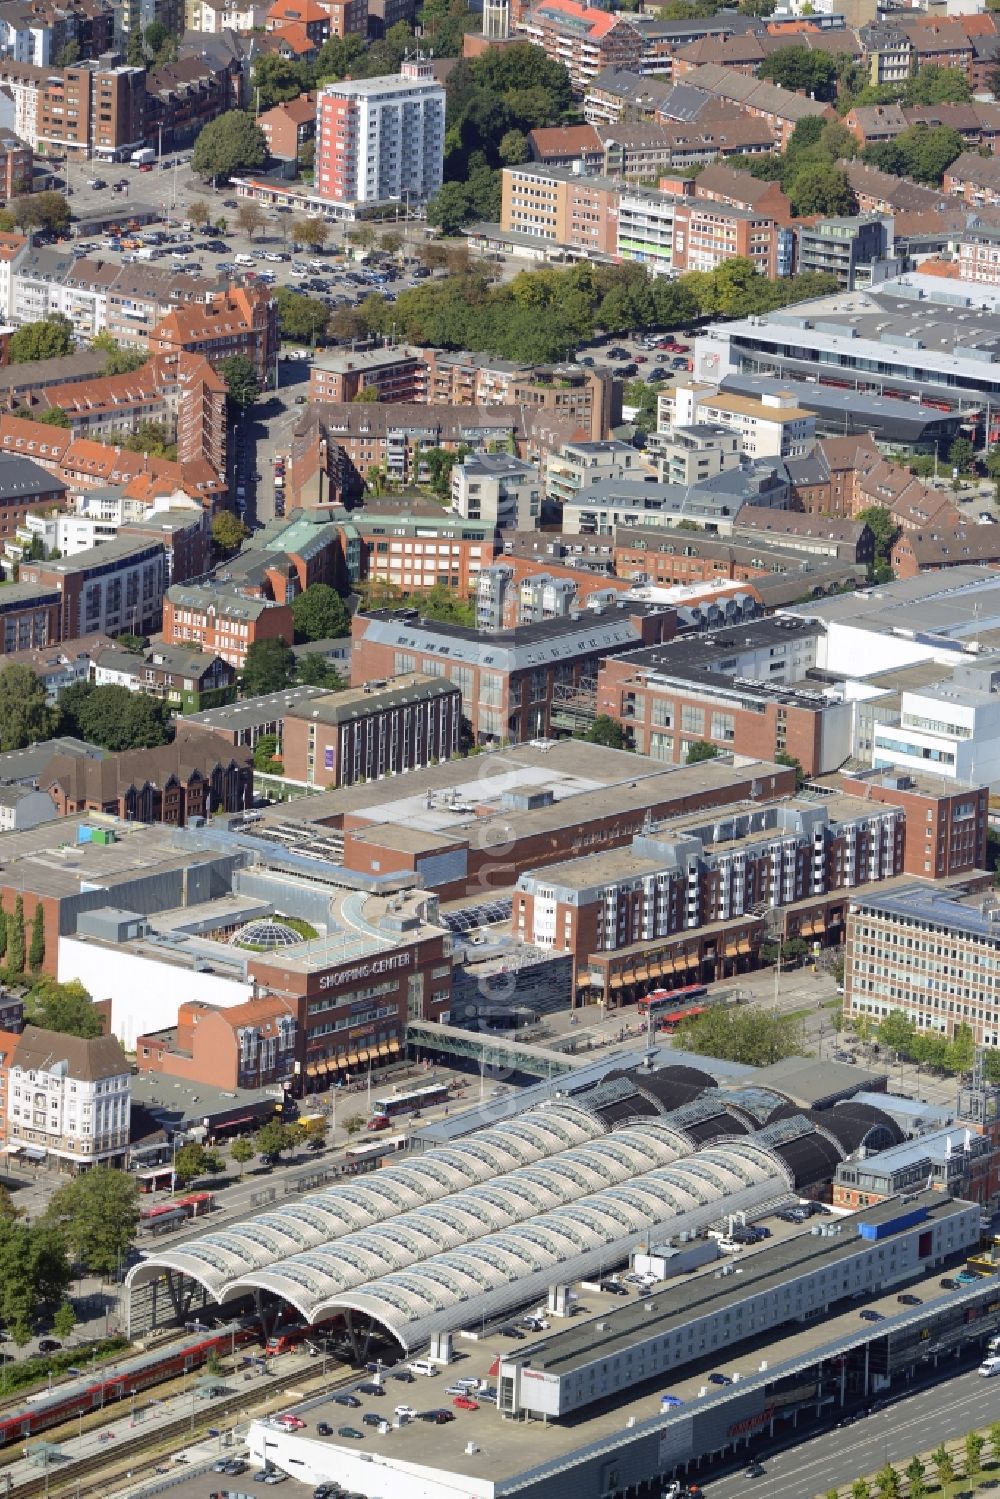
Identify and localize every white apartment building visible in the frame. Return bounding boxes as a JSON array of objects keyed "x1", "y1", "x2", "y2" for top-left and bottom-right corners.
[
  {"x1": 872, "y1": 658, "x2": 1000, "y2": 783},
  {"x1": 451, "y1": 454, "x2": 539, "y2": 532},
  {"x1": 690, "y1": 390, "x2": 816, "y2": 459},
  {"x1": 1, "y1": 1026, "x2": 131, "y2": 1170},
  {"x1": 315, "y1": 59, "x2": 445, "y2": 208},
  {"x1": 186, "y1": 0, "x2": 268, "y2": 30}
]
